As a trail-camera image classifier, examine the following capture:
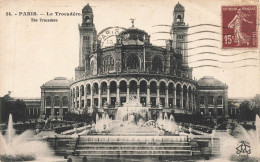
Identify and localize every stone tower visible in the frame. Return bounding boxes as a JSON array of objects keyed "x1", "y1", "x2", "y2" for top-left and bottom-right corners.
[
  {"x1": 75, "y1": 3, "x2": 97, "y2": 80},
  {"x1": 171, "y1": 2, "x2": 189, "y2": 67}
]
